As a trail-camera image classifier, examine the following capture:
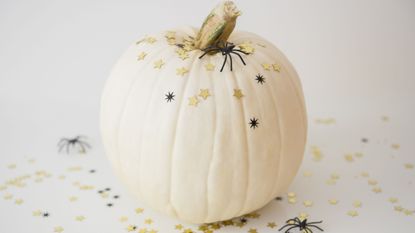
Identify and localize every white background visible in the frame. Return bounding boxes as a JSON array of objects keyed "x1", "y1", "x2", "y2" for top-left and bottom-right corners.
[{"x1": 1, "y1": 0, "x2": 414, "y2": 232}]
